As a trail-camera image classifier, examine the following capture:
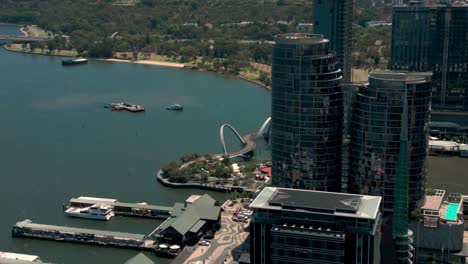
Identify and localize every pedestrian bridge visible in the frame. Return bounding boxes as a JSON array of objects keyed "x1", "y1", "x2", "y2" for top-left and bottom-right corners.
[{"x1": 219, "y1": 117, "x2": 271, "y2": 159}]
